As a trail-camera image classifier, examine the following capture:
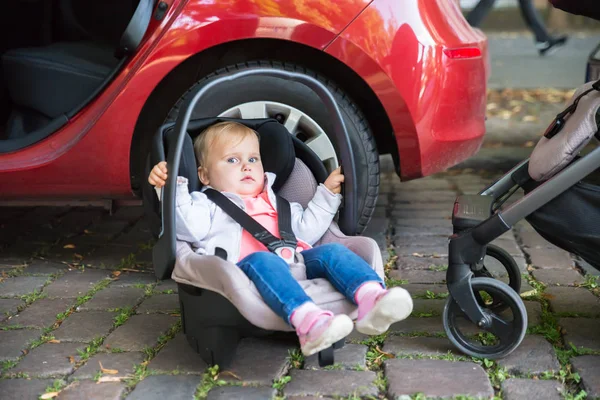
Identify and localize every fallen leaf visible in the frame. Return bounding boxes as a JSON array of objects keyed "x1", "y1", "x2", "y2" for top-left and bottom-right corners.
[
  {"x1": 97, "y1": 376, "x2": 124, "y2": 384},
  {"x1": 520, "y1": 290, "x2": 536, "y2": 298},
  {"x1": 84, "y1": 229, "x2": 93, "y2": 234},
  {"x1": 523, "y1": 141, "x2": 536, "y2": 148},
  {"x1": 48, "y1": 339, "x2": 61, "y2": 344},
  {"x1": 68, "y1": 356, "x2": 75, "y2": 364},
  {"x1": 217, "y1": 370, "x2": 242, "y2": 380},
  {"x1": 40, "y1": 393, "x2": 59, "y2": 399},
  {"x1": 111, "y1": 271, "x2": 122, "y2": 277},
  {"x1": 99, "y1": 361, "x2": 119, "y2": 375},
  {"x1": 522, "y1": 115, "x2": 538, "y2": 122},
  {"x1": 63, "y1": 244, "x2": 76, "y2": 249},
  {"x1": 74, "y1": 254, "x2": 84, "y2": 260}
]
